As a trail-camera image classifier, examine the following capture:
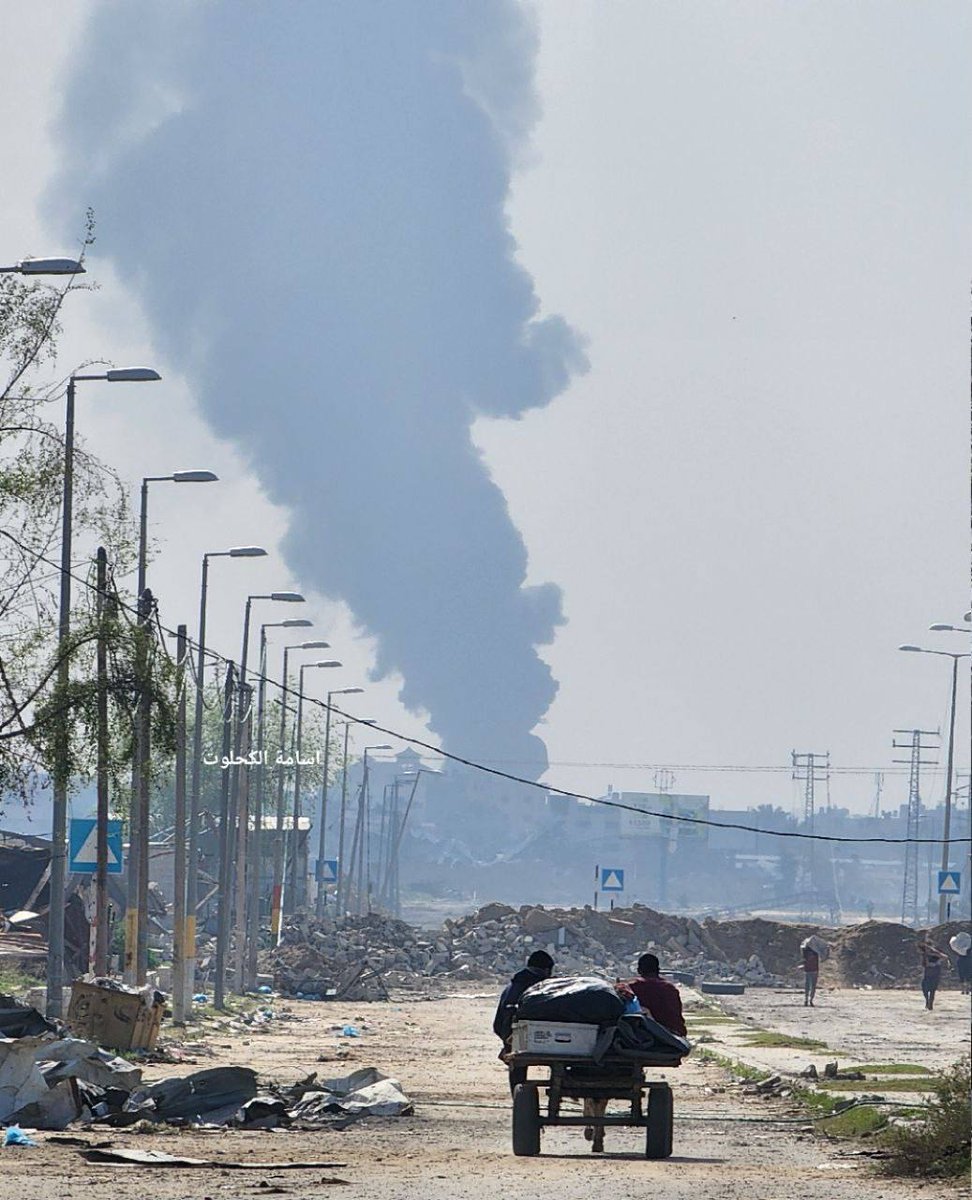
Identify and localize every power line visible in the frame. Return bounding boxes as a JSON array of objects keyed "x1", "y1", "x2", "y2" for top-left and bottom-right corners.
[{"x1": 5, "y1": 537, "x2": 970, "y2": 848}]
